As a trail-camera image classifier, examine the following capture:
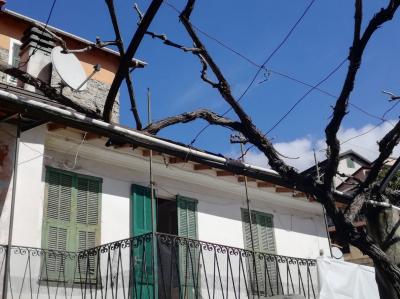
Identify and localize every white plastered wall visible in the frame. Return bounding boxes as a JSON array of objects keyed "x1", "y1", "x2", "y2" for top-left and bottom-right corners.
[{"x1": 7, "y1": 128, "x2": 330, "y2": 258}]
